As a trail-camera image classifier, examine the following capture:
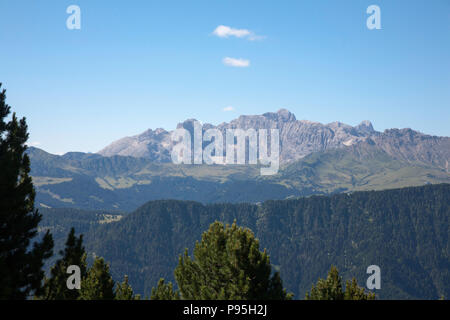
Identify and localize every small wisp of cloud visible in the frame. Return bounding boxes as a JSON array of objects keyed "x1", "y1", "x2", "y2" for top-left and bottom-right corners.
[
  {"x1": 213, "y1": 25, "x2": 265, "y2": 41},
  {"x1": 213, "y1": 25, "x2": 250, "y2": 38},
  {"x1": 223, "y1": 57, "x2": 250, "y2": 68},
  {"x1": 223, "y1": 106, "x2": 235, "y2": 112}
]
